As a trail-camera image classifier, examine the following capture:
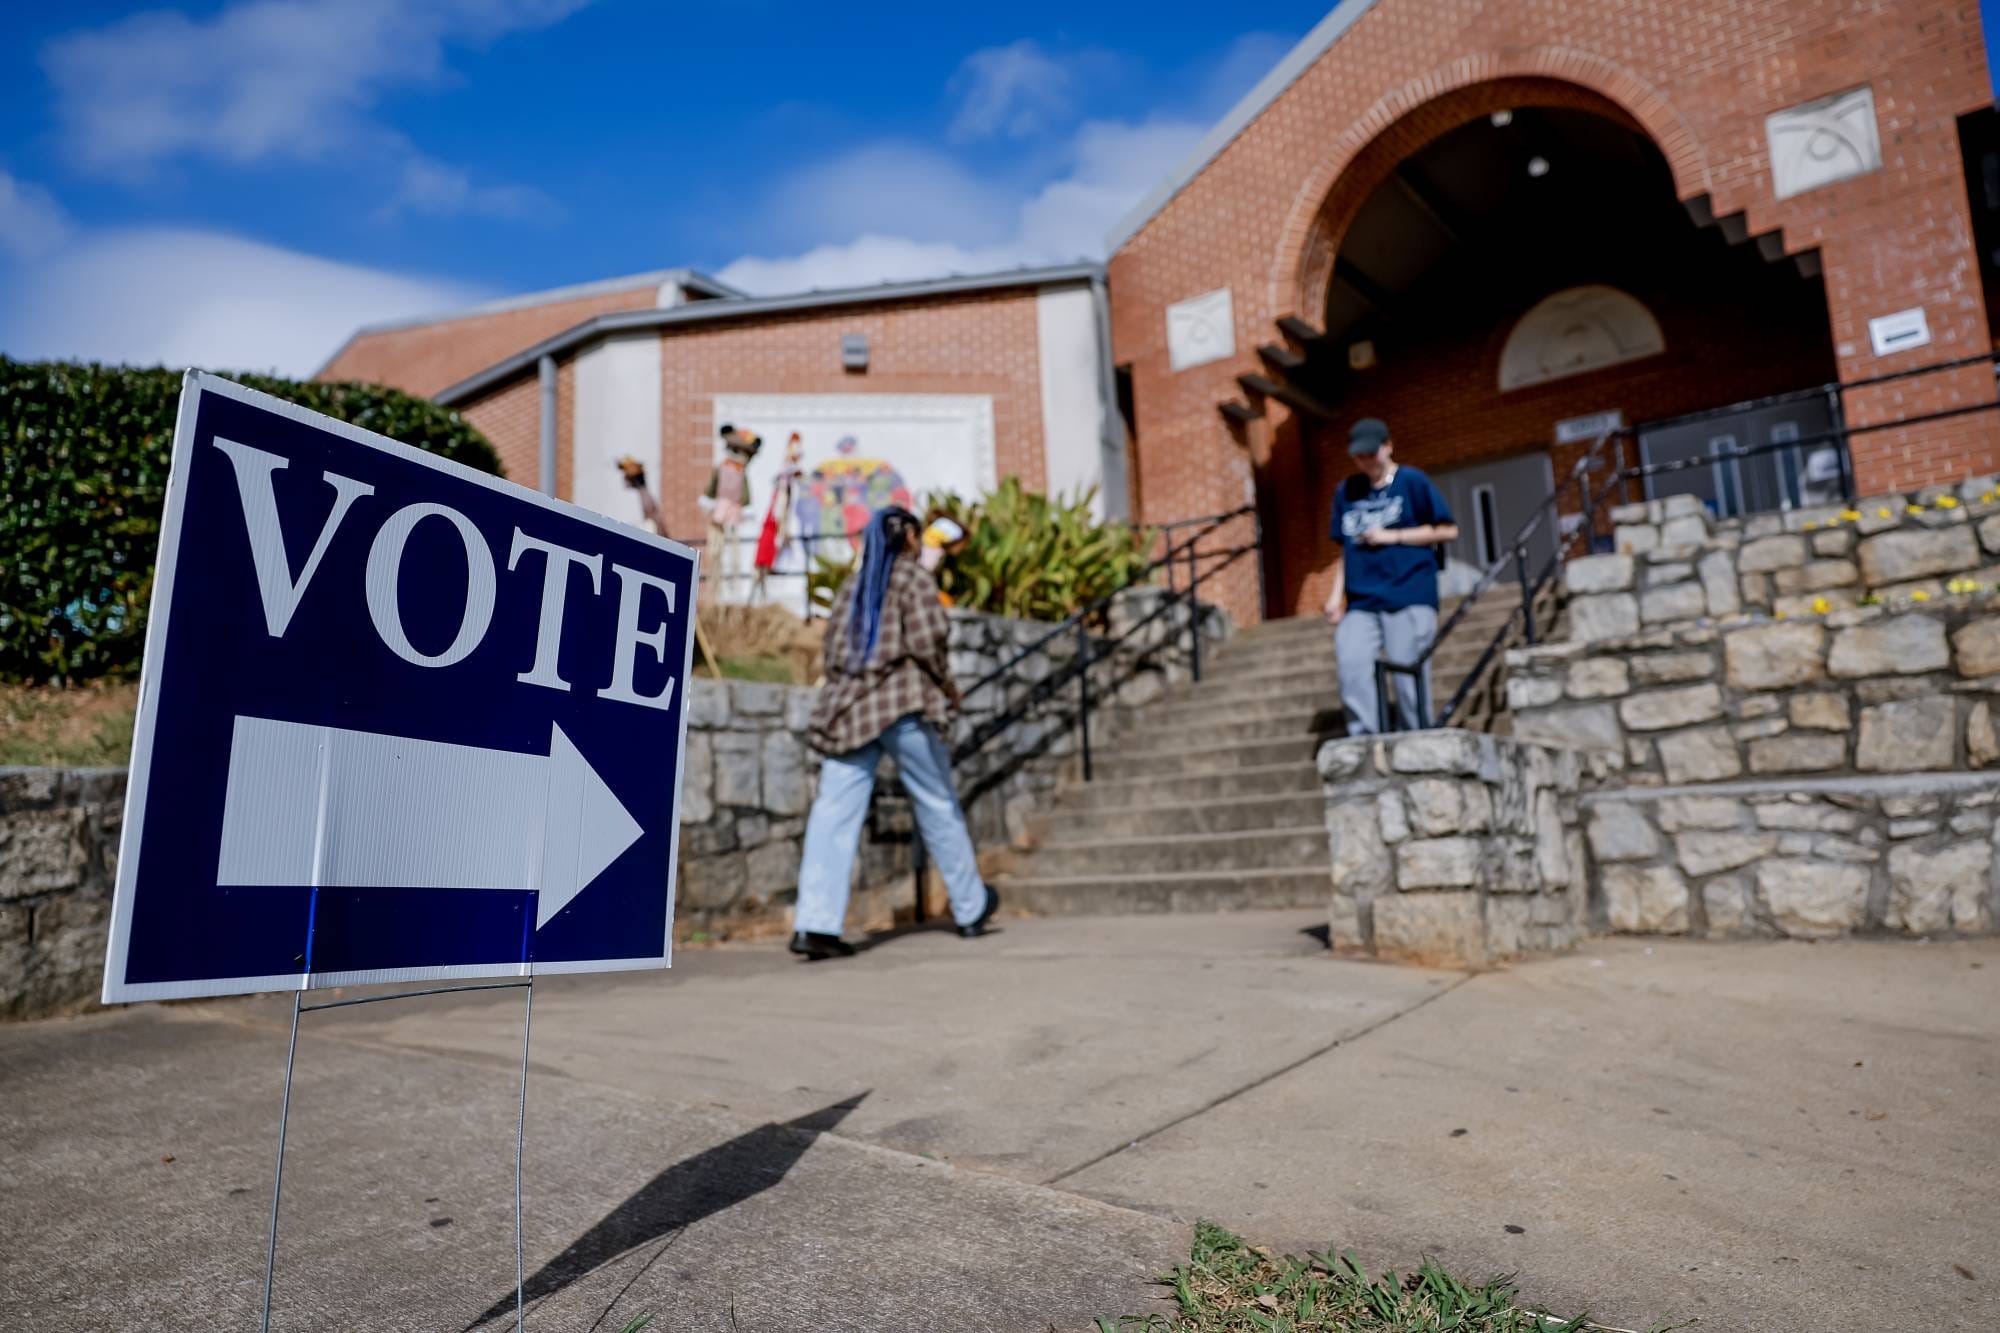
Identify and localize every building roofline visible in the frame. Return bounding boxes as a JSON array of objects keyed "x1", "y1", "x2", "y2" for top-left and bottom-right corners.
[
  {"x1": 1104, "y1": 0, "x2": 1382, "y2": 256},
  {"x1": 341, "y1": 266, "x2": 745, "y2": 341},
  {"x1": 434, "y1": 261, "x2": 1104, "y2": 406}
]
